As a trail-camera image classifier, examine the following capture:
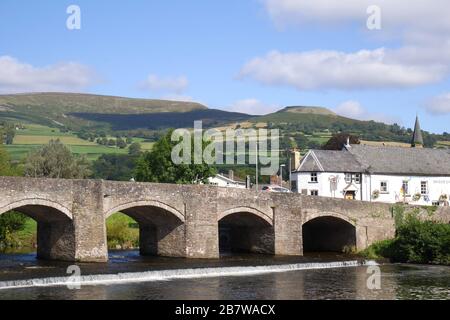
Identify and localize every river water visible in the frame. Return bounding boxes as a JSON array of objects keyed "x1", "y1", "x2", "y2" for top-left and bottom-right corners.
[{"x1": 0, "y1": 251, "x2": 449, "y2": 300}]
